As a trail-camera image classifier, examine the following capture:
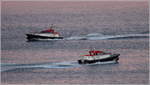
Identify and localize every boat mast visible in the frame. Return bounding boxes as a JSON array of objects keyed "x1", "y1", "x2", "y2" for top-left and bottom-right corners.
[
  {"x1": 50, "y1": 24, "x2": 54, "y2": 29},
  {"x1": 89, "y1": 47, "x2": 95, "y2": 60}
]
